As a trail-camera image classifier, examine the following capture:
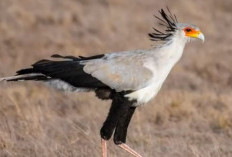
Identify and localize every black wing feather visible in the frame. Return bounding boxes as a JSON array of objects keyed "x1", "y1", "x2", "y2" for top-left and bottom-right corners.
[{"x1": 16, "y1": 54, "x2": 108, "y2": 89}]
